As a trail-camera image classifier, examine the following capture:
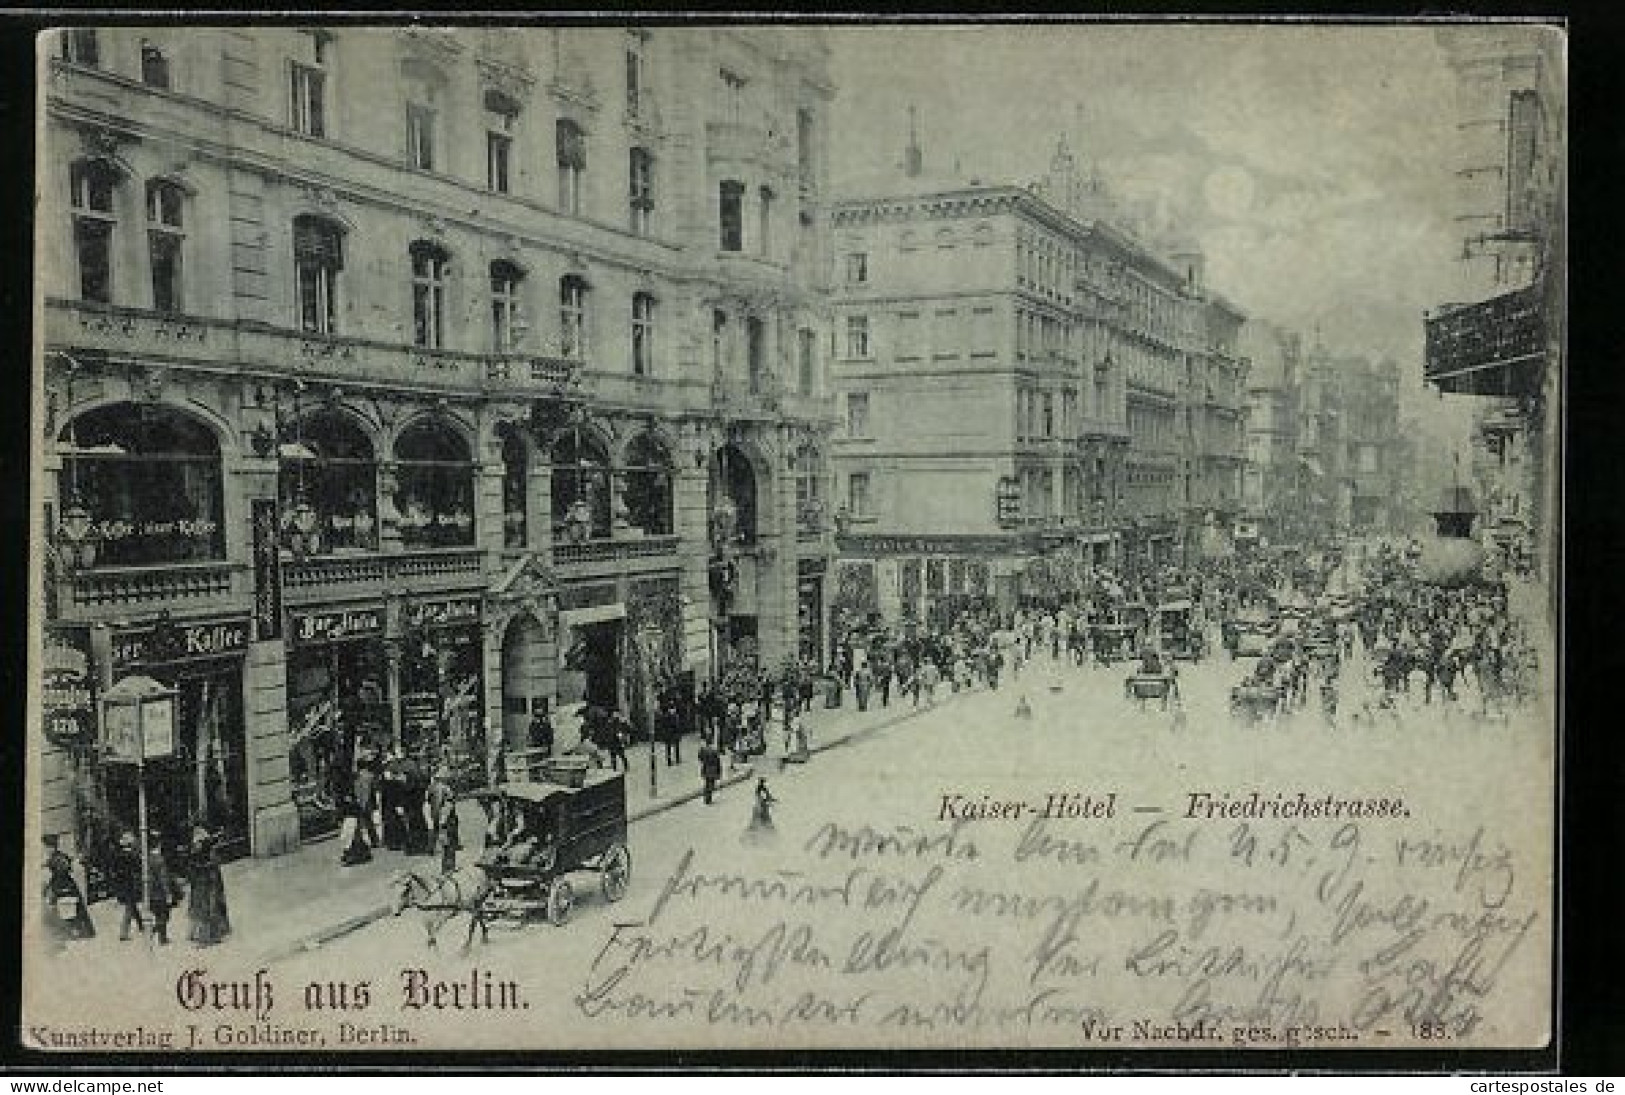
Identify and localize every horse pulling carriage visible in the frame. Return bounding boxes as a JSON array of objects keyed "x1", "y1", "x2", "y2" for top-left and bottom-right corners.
[
  {"x1": 1124, "y1": 670, "x2": 1180, "y2": 709},
  {"x1": 391, "y1": 770, "x2": 632, "y2": 952},
  {"x1": 474, "y1": 772, "x2": 632, "y2": 927},
  {"x1": 1156, "y1": 600, "x2": 1206, "y2": 660},
  {"x1": 1091, "y1": 623, "x2": 1138, "y2": 665}
]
